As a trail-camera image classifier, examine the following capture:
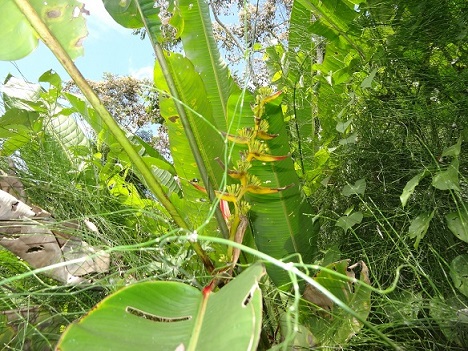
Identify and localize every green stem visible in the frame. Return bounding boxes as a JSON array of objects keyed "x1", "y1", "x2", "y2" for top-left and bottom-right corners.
[
  {"x1": 13, "y1": 0, "x2": 214, "y2": 272},
  {"x1": 134, "y1": 2, "x2": 230, "y2": 241}
]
